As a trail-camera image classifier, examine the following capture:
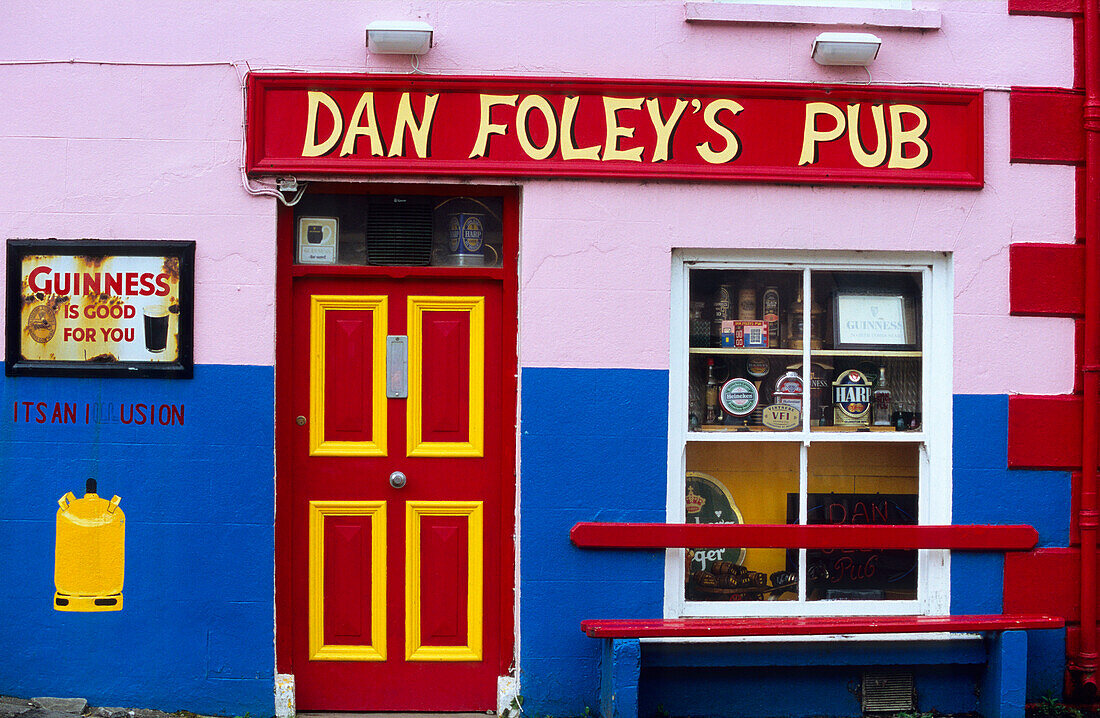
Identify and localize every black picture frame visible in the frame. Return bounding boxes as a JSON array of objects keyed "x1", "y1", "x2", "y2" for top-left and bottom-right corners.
[
  {"x1": 6, "y1": 239, "x2": 195, "y2": 379},
  {"x1": 831, "y1": 291, "x2": 920, "y2": 351}
]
